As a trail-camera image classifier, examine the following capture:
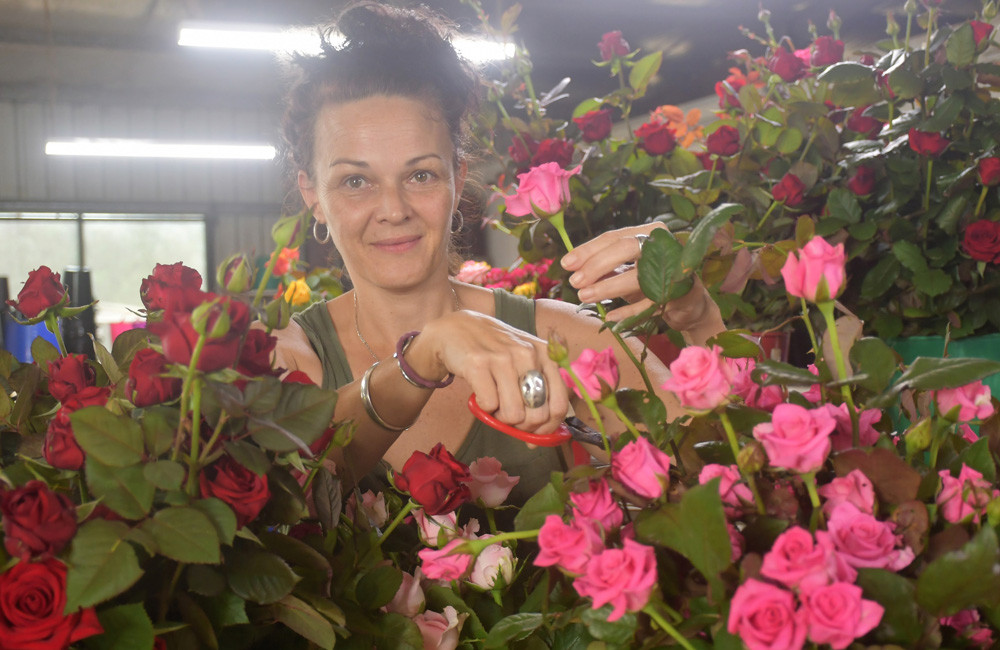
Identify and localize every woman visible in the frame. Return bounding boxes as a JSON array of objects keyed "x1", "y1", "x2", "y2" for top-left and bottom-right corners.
[{"x1": 271, "y1": 2, "x2": 724, "y2": 501}]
